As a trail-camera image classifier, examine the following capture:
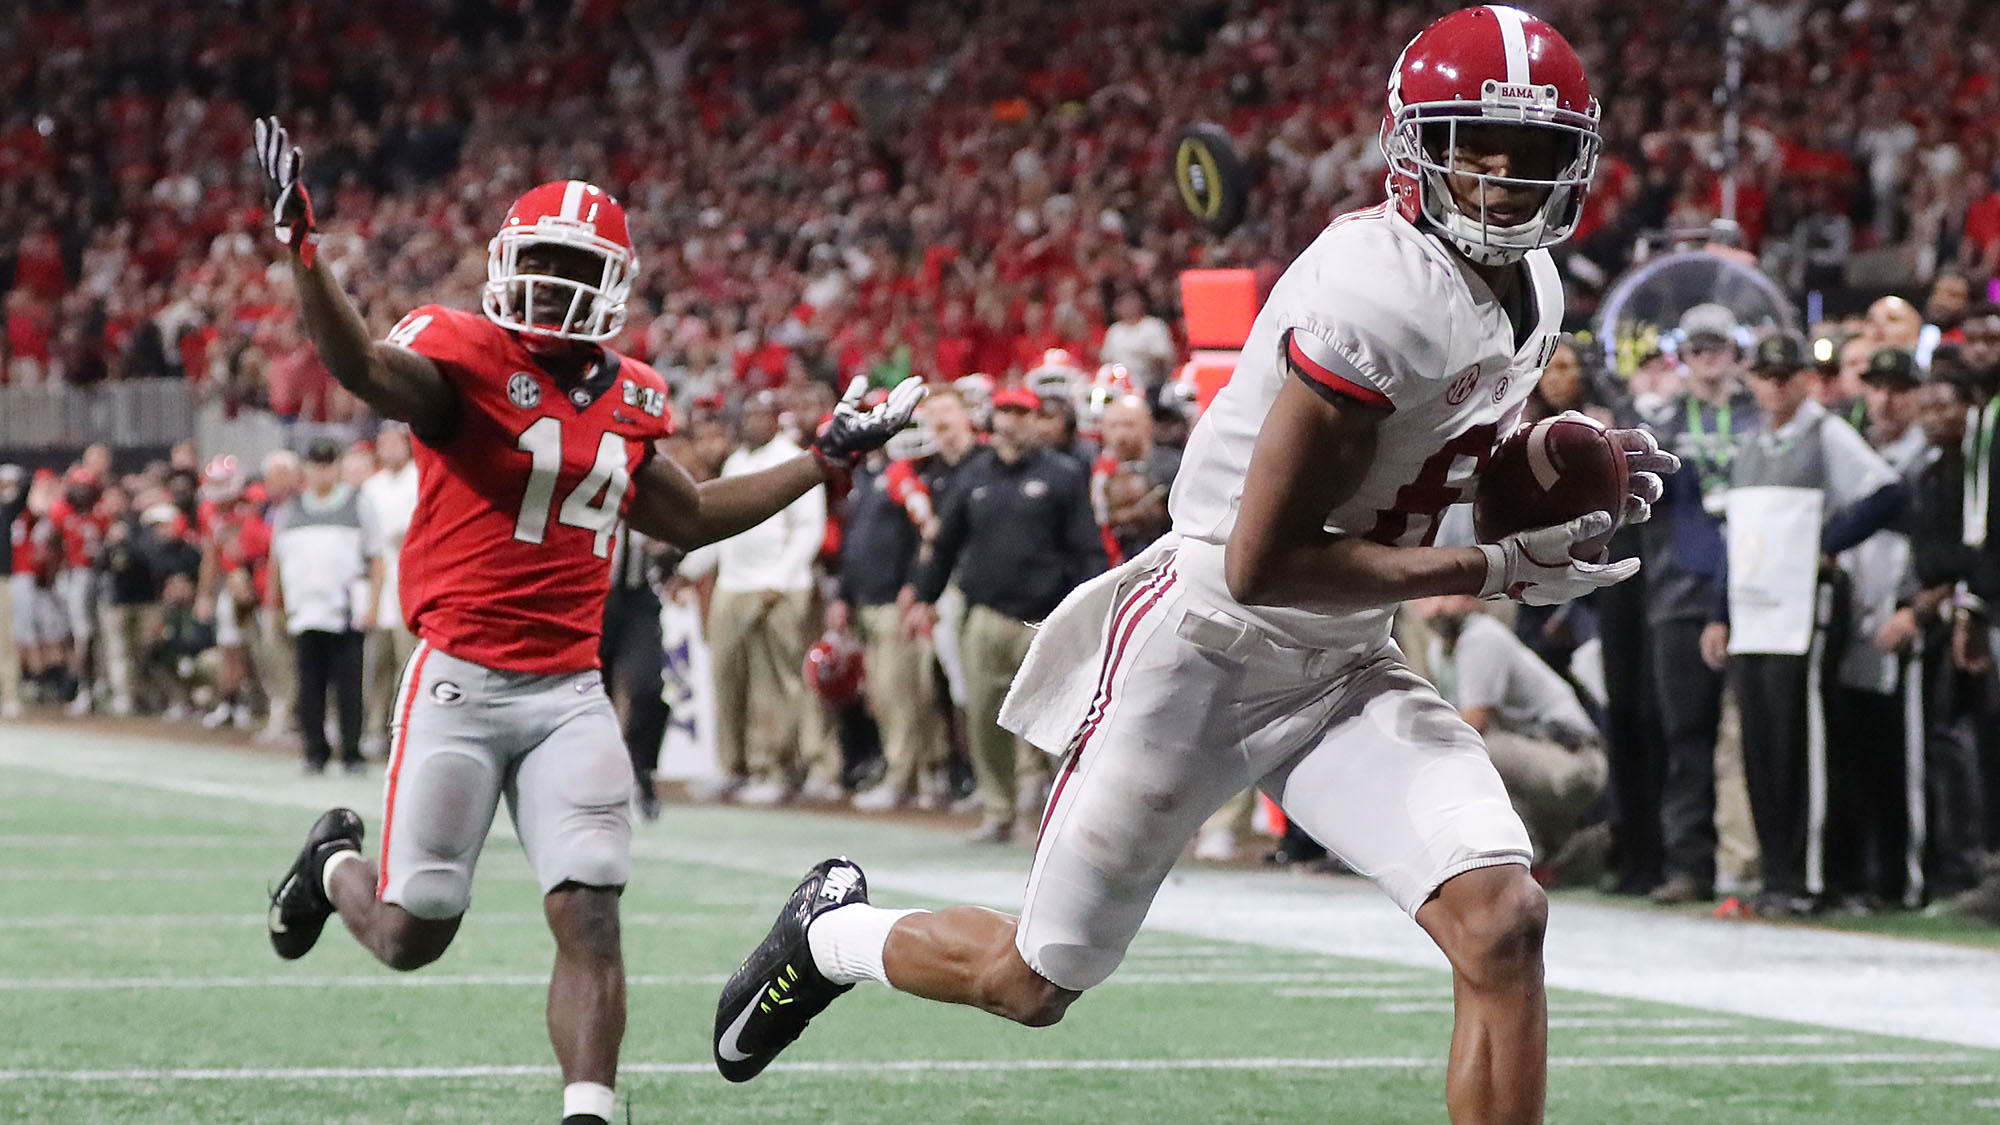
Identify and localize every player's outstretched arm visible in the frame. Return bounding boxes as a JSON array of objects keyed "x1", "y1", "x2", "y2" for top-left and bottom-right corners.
[
  {"x1": 625, "y1": 450, "x2": 826, "y2": 548},
  {"x1": 627, "y1": 377, "x2": 927, "y2": 548},
  {"x1": 253, "y1": 118, "x2": 456, "y2": 437}
]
